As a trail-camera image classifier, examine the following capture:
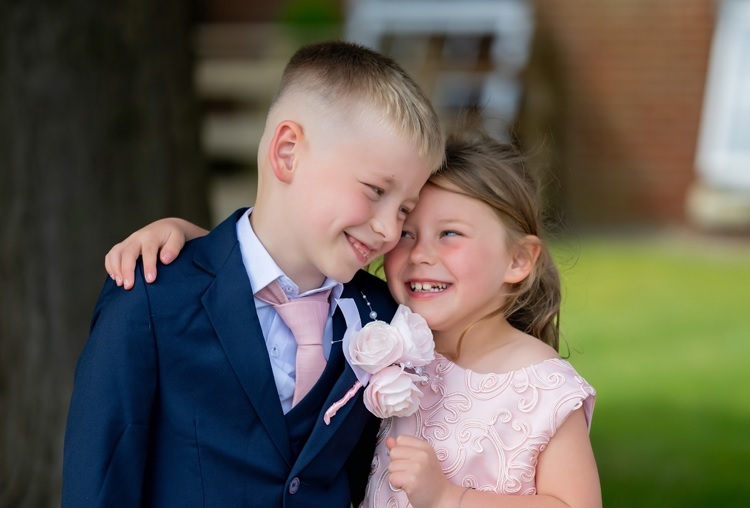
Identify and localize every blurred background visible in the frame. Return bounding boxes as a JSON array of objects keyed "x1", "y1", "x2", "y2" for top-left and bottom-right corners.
[{"x1": 1, "y1": 0, "x2": 749, "y2": 506}]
